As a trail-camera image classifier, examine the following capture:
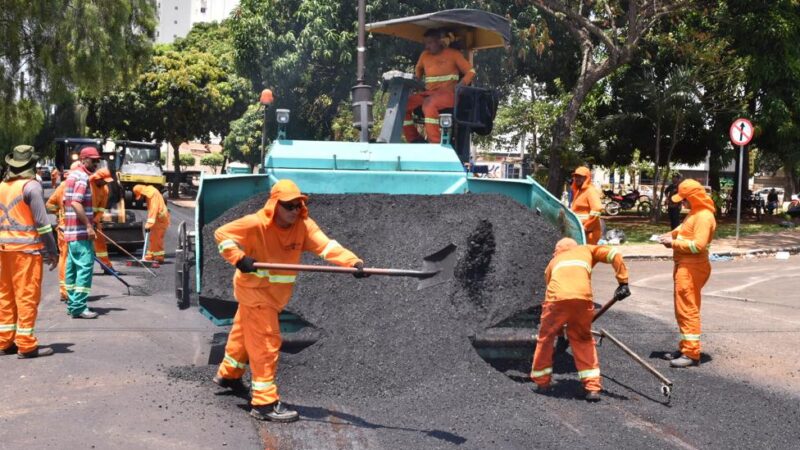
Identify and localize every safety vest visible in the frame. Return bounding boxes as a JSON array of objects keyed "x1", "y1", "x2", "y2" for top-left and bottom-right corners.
[{"x1": 0, "y1": 179, "x2": 44, "y2": 252}]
